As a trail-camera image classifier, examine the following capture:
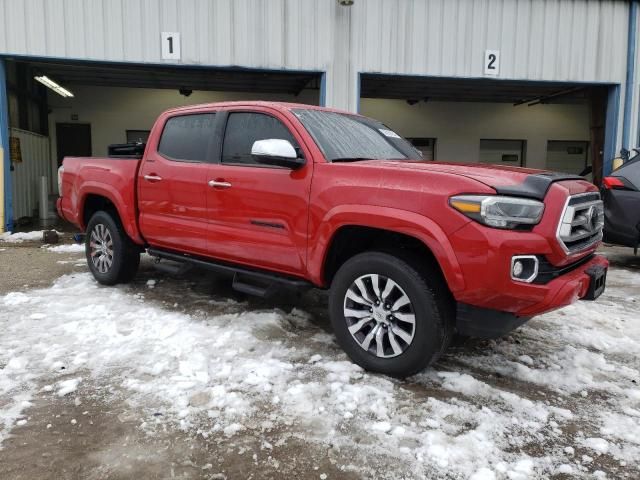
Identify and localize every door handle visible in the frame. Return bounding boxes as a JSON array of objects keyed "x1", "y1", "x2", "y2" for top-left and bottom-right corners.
[
  {"x1": 144, "y1": 174, "x2": 163, "y2": 183},
  {"x1": 208, "y1": 180, "x2": 232, "y2": 189}
]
